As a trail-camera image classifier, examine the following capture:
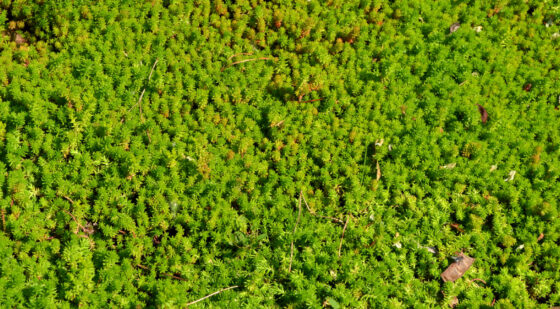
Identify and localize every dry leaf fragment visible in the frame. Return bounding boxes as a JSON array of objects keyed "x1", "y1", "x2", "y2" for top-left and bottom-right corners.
[
  {"x1": 441, "y1": 253, "x2": 475, "y2": 282},
  {"x1": 490, "y1": 165, "x2": 498, "y2": 172},
  {"x1": 476, "y1": 104, "x2": 488, "y2": 124},
  {"x1": 537, "y1": 233, "x2": 544, "y2": 241},
  {"x1": 450, "y1": 22, "x2": 461, "y2": 33},
  {"x1": 418, "y1": 244, "x2": 437, "y2": 254},
  {"x1": 376, "y1": 160, "x2": 381, "y2": 180},
  {"x1": 505, "y1": 170, "x2": 516, "y2": 182},
  {"x1": 440, "y1": 163, "x2": 456, "y2": 169}
]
